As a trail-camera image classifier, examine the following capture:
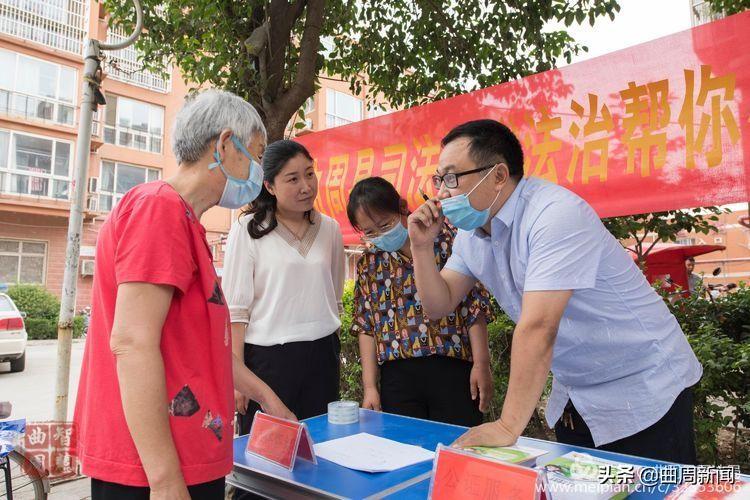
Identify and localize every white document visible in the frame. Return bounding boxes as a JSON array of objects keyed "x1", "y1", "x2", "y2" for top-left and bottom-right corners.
[{"x1": 313, "y1": 432, "x2": 435, "y2": 473}]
